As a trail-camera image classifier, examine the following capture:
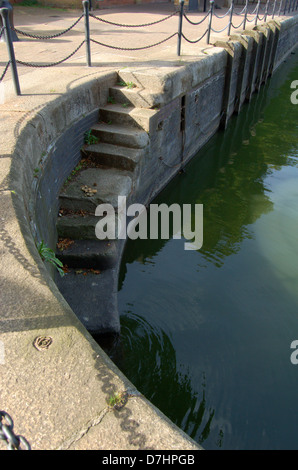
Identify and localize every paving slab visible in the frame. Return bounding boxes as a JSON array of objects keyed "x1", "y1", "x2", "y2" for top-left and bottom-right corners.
[{"x1": 0, "y1": 0, "x2": 296, "y2": 452}]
